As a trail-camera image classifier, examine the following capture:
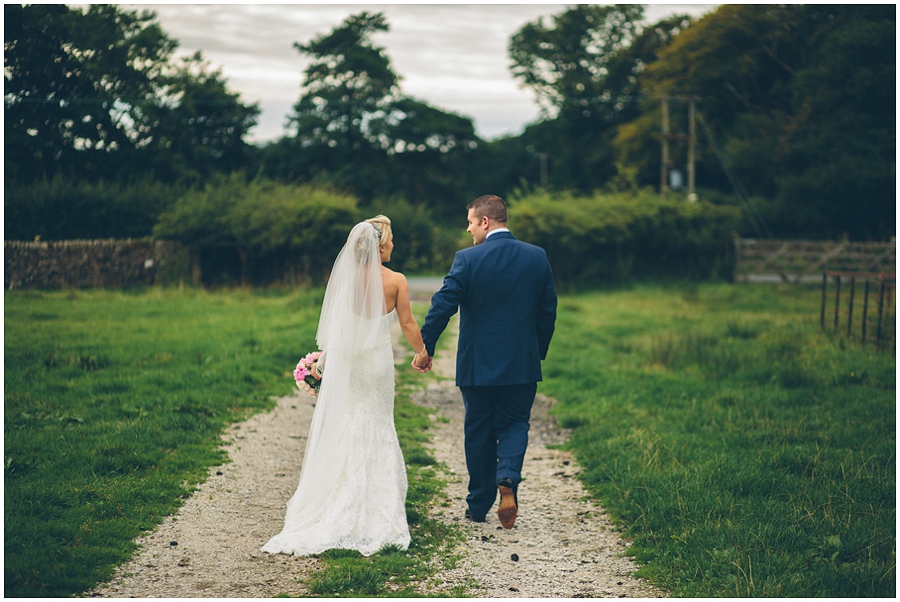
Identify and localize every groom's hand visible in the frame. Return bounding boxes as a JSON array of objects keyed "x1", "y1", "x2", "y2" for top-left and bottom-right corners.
[{"x1": 412, "y1": 351, "x2": 432, "y2": 373}]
